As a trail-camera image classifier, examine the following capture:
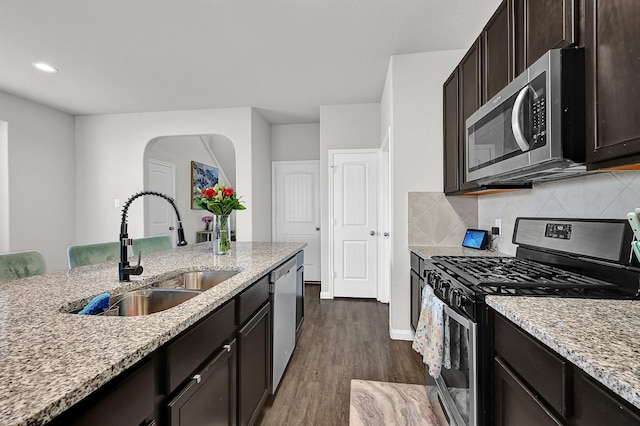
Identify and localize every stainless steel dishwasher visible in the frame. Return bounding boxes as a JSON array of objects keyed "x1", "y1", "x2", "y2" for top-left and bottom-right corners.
[{"x1": 270, "y1": 257, "x2": 297, "y2": 393}]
